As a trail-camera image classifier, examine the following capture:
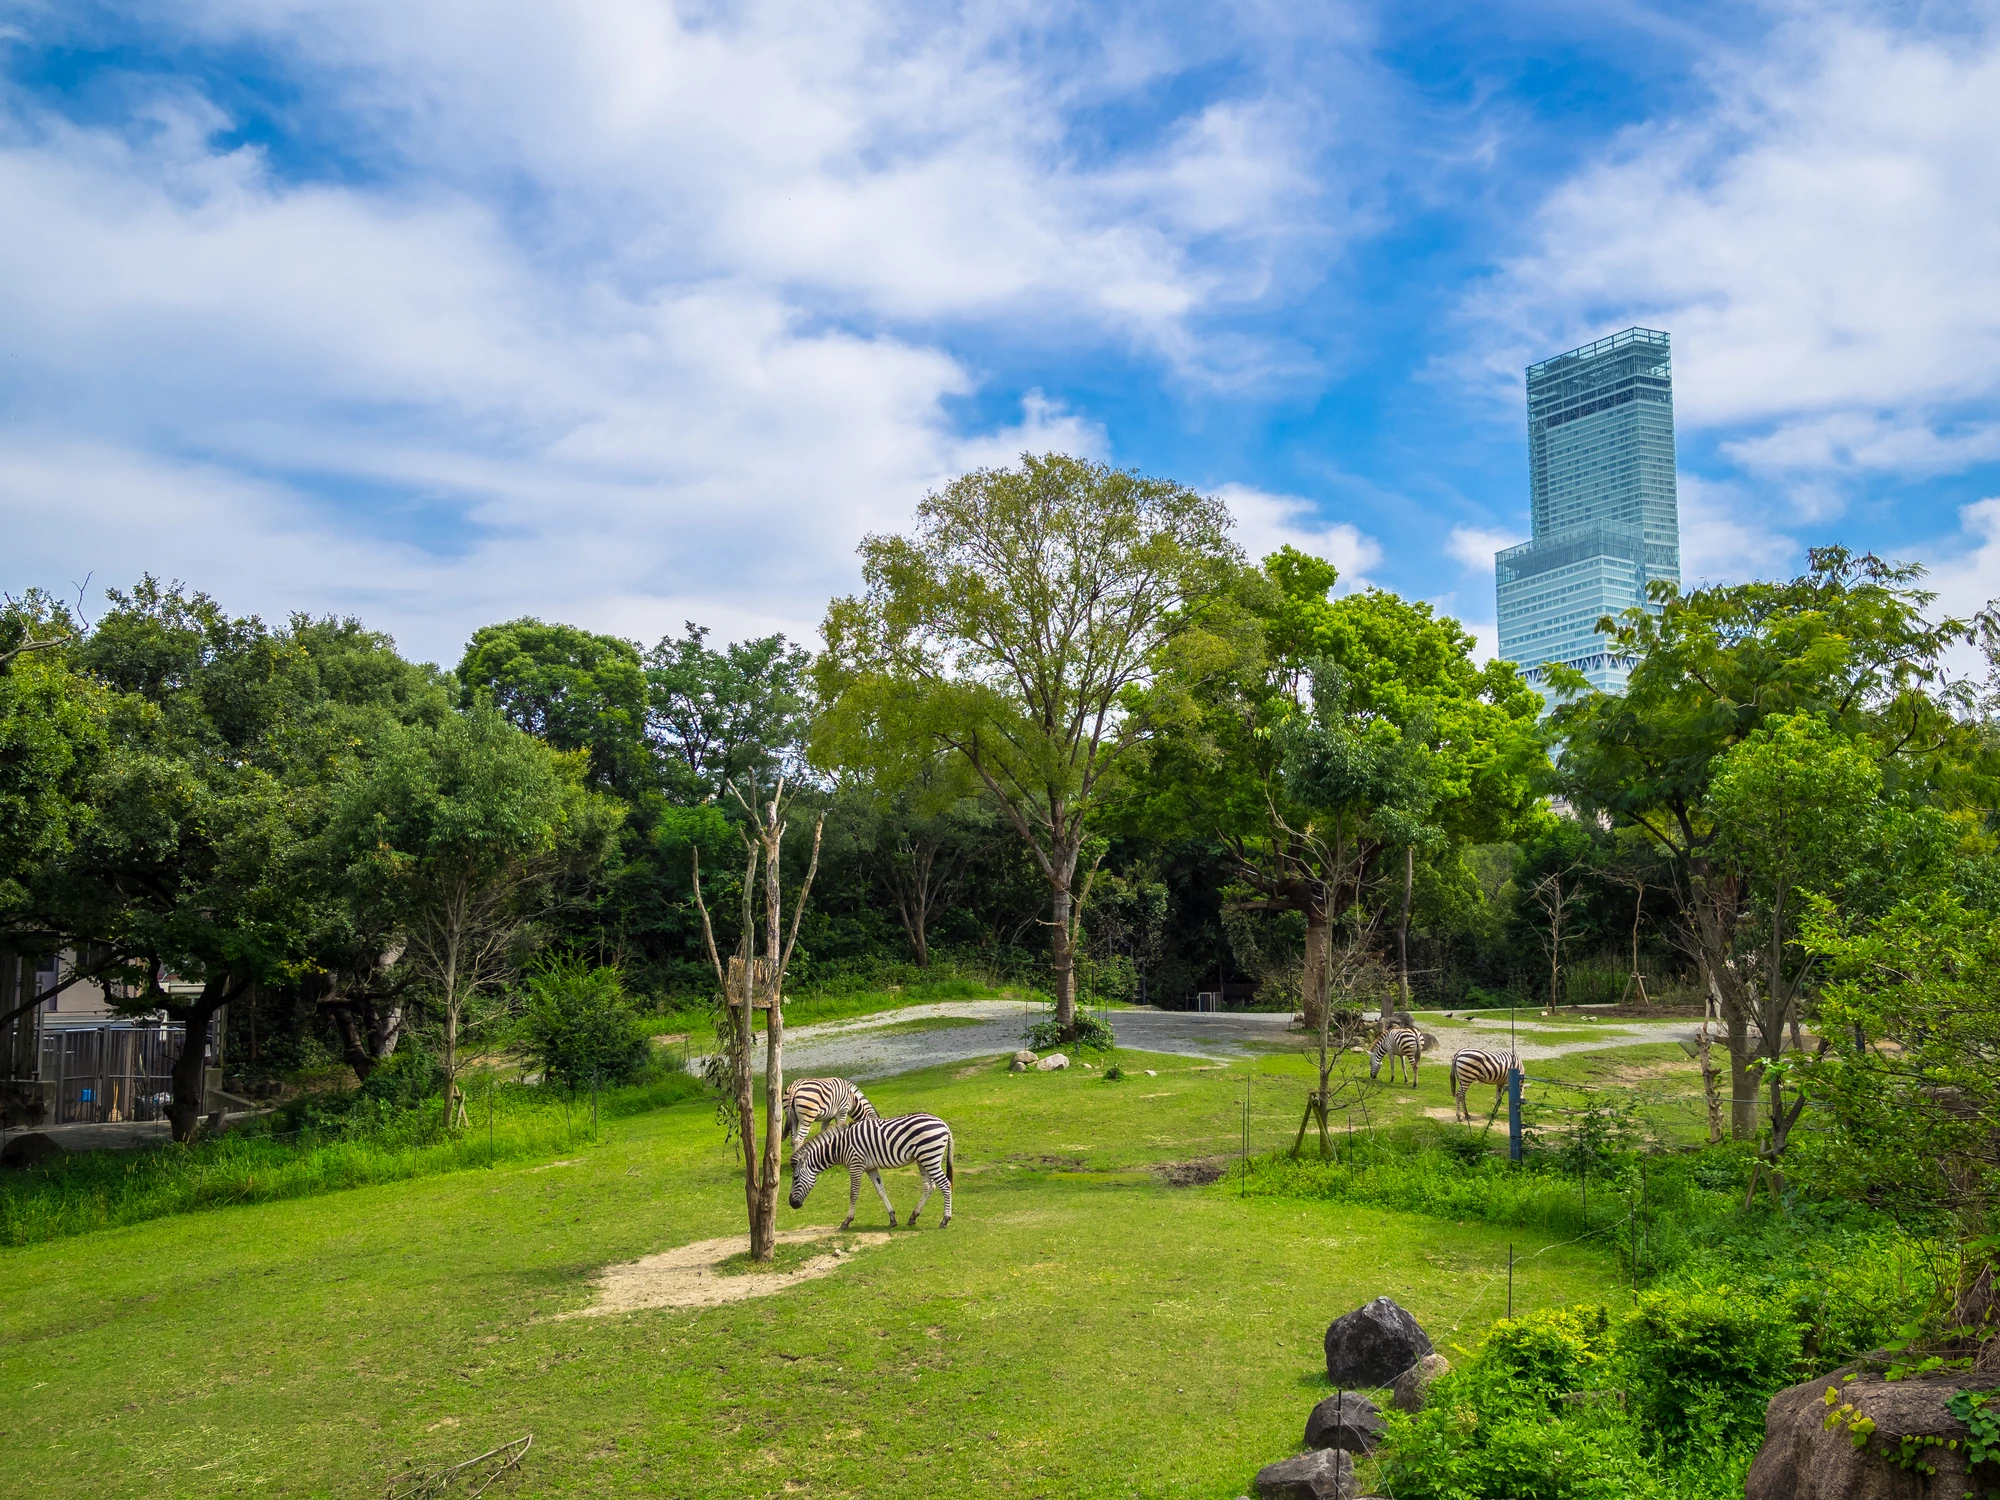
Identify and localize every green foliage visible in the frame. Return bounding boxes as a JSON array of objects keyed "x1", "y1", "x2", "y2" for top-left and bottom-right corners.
[
  {"x1": 1022, "y1": 1009, "x2": 1116, "y2": 1053},
  {"x1": 1620, "y1": 1285, "x2": 1802, "y2": 1450},
  {"x1": 646, "y1": 622, "x2": 813, "y2": 803},
  {"x1": 457, "y1": 617, "x2": 650, "y2": 794},
  {"x1": 517, "y1": 959, "x2": 655, "y2": 1090},
  {"x1": 1383, "y1": 1290, "x2": 1802, "y2": 1500}
]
